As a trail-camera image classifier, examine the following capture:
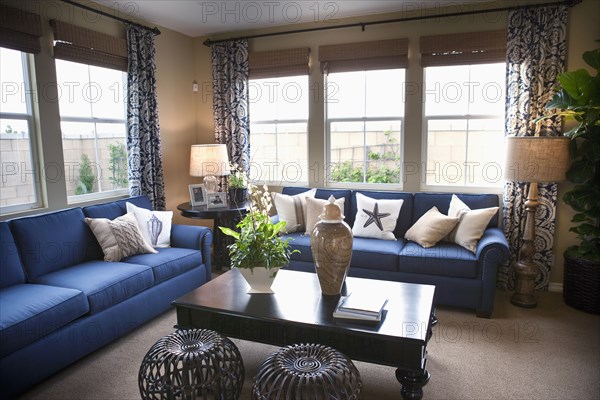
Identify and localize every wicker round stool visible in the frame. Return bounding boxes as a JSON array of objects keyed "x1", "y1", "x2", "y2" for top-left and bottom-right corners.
[
  {"x1": 139, "y1": 329, "x2": 244, "y2": 400},
  {"x1": 252, "y1": 343, "x2": 362, "y2": 400}
]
